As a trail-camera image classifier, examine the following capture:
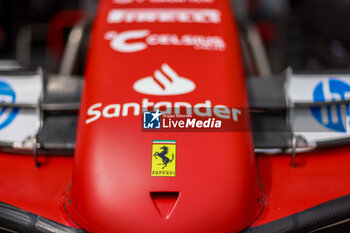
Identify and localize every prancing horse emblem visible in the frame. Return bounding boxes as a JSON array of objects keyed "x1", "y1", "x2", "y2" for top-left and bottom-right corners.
[{"x1": 153, "y1": 146, "x2": 174, "y2": 169}]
